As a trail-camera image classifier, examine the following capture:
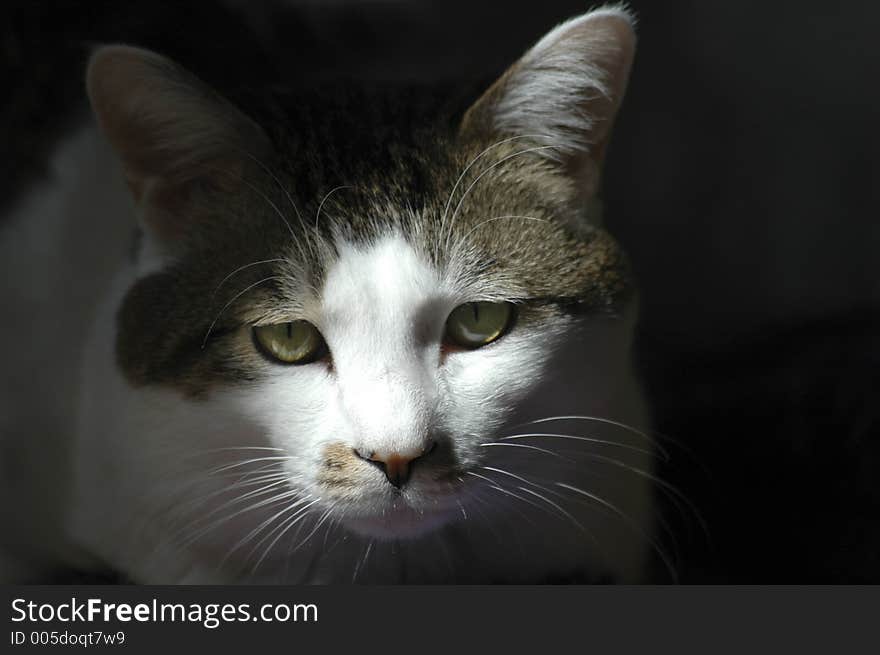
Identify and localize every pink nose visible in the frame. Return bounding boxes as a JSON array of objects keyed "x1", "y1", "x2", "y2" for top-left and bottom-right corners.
[{"x1": 355, "y1": 443, "x2": 436, "y2": 488}]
